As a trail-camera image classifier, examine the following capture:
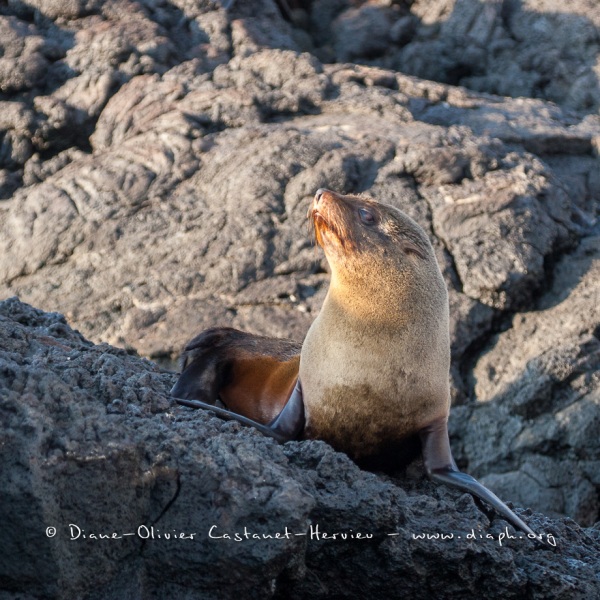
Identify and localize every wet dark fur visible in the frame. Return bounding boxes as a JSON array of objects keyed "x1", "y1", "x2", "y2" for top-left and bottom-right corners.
[{"x1": 172, "y1": 327, "x2": 301, "y2": 408}]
